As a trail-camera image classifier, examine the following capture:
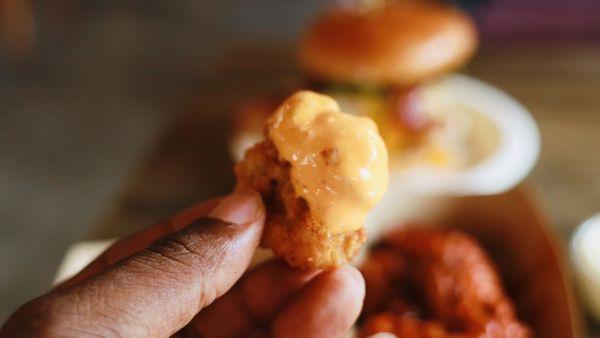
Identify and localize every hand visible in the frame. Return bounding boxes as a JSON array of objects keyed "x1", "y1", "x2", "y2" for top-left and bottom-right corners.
[{"x1": 0, "y1": 191, "x2": 365, "y2": 338}]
